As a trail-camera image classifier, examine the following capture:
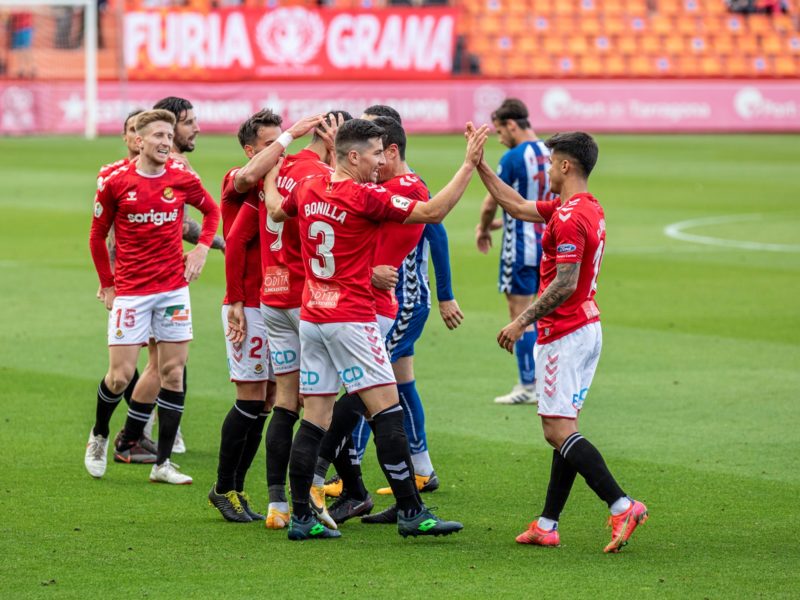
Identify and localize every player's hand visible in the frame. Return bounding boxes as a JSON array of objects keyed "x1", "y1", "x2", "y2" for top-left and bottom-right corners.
[
  {"x1": 96, "y1": 284, "x2": 104, "y2": 301},
  {"x1": 315, "y1": 113, "x2": 345, "y2": 162},
  {"x1": 288, "y1": 114, "x2": 325, "y2": 140},
  {"x1": 183, "y1": 243, "x2": 209, "y2": 282},
  {"x1": 475, "y1": 225, "x2": 493, "y2": 254},
  {"x1": 490, "y1": 218, "x2": 502, "y2": 231},
  {"x1": 438, "y1": 299, "x2": 464, "y2": 330},
  {"x1": 226, "y1": 301, "x2": 247, "y2": 345},
  {"x1": 99, "y1": 286, "x2": 116, "y2": 311},
  {"x1": 169, "y1": 152, "x2": 192, "y2": 171},
  {"x1": 497, "y1": 319, "x2": 527, "y2": 353},
  {"x1": 371, "y1": 265, "x2": 398, "y2": 290},
  {"x1": 465, "y1": 123, "x2": 490, "y2": 167}
]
